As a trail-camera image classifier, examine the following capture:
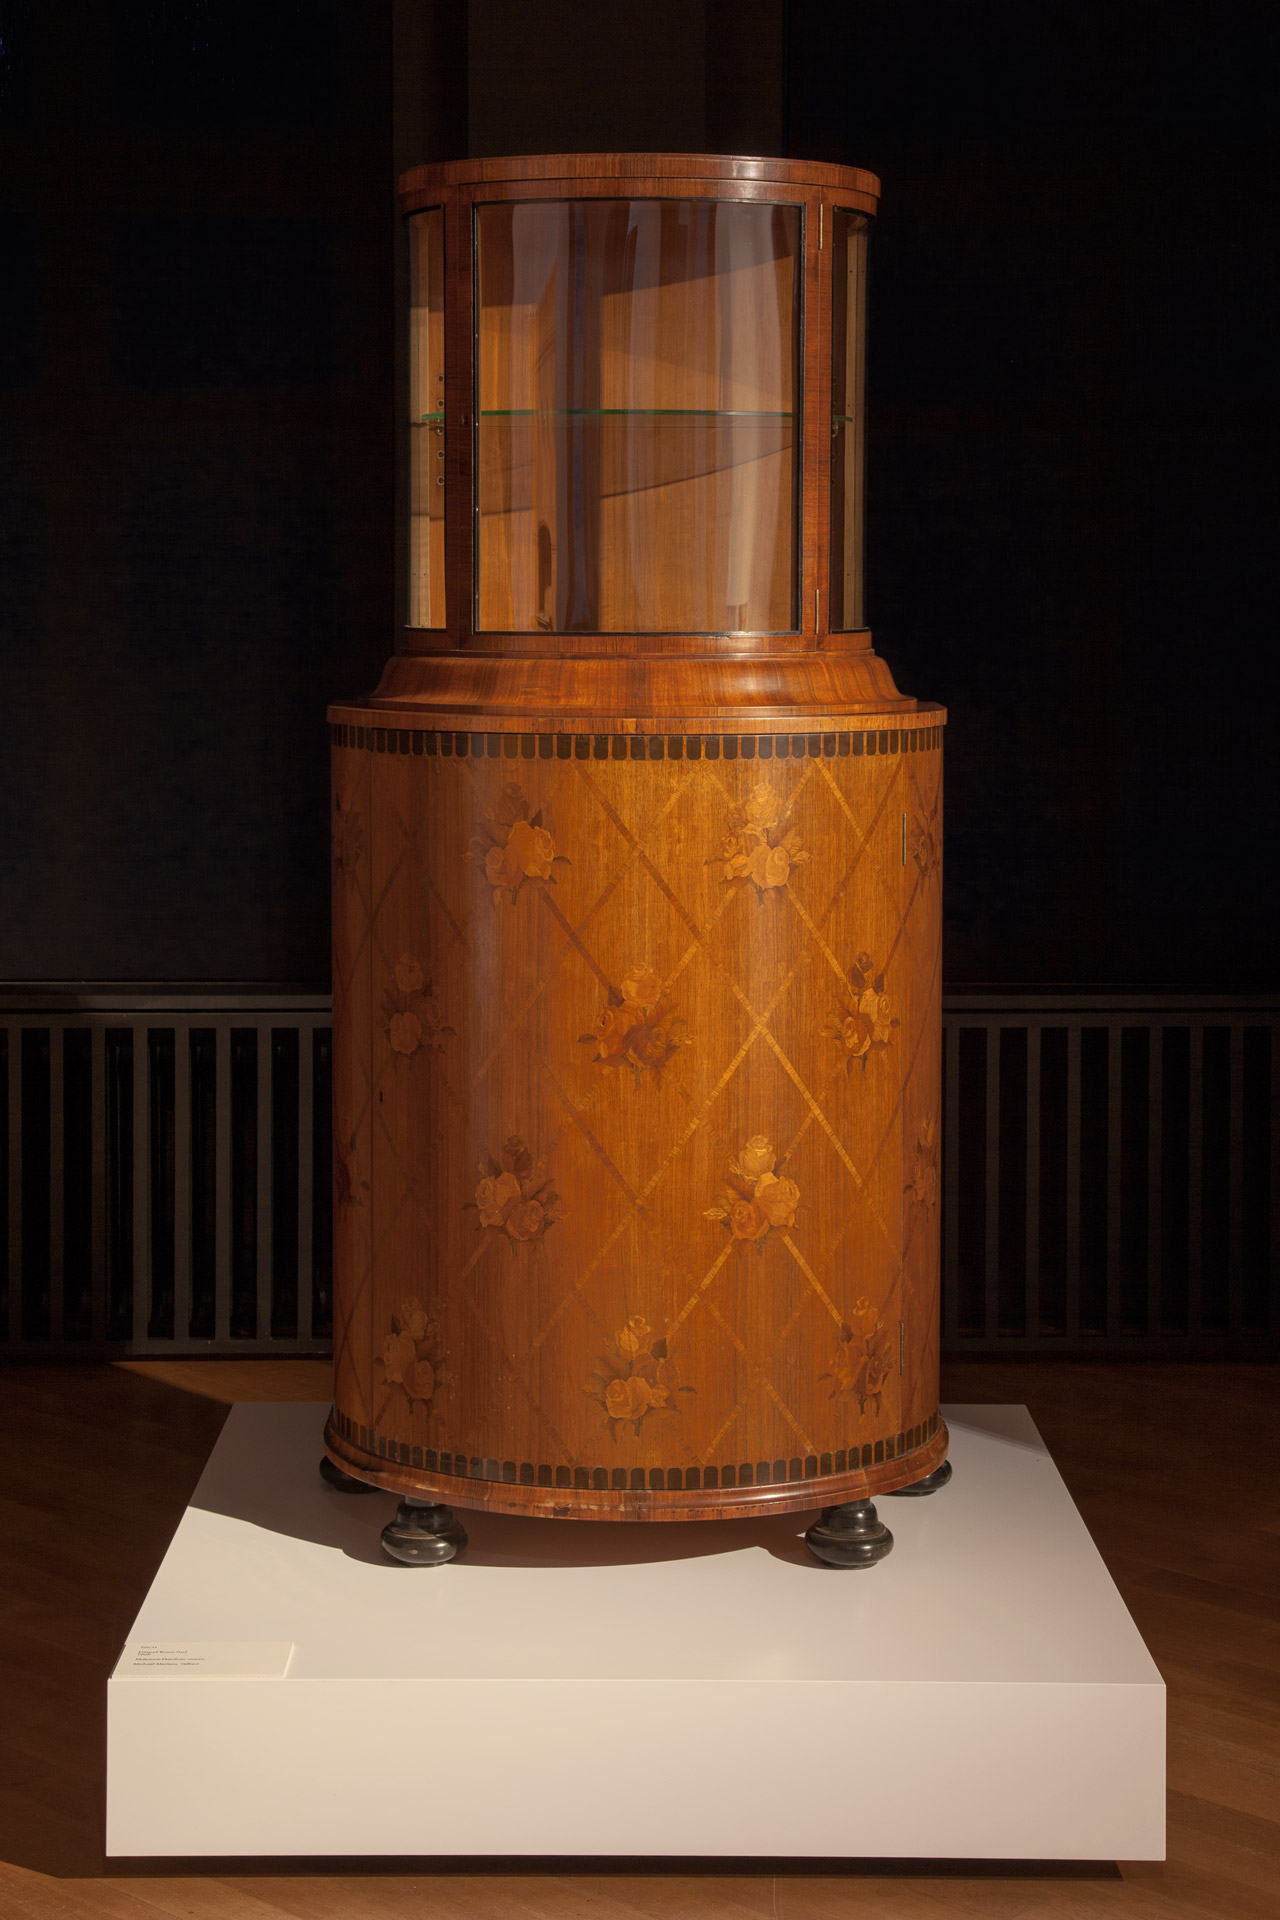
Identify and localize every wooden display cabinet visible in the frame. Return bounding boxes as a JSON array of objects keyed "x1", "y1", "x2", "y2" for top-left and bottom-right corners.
[{"x1": 323, "y1": 155, "x2": 948, "y2": 1569}]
